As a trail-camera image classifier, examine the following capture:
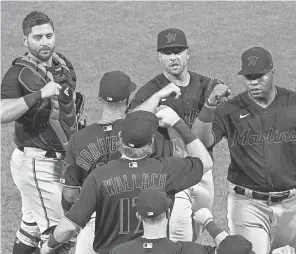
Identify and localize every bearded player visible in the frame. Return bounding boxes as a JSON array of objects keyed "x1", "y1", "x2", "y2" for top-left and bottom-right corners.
[
  {"x1": 38, "y1": 106, "x2": 213, "y2": 254},
  {"x1": 61, "y1": 71, "x2": 188, "y2": 254},
  {"x1": 1, "y1": 11, "x2": 84, "y2": 254}
]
